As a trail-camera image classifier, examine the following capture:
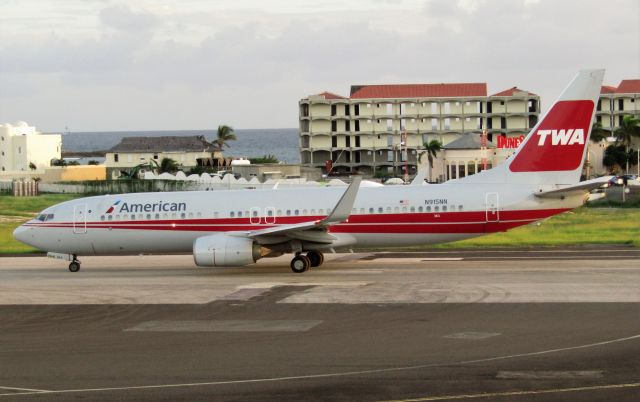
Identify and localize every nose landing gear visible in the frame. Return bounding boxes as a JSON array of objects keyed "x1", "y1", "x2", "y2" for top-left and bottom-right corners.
[
  {"x1": 68, "y1": 255, "x2": 81, "y2": 272},
  {"x1": 290, "y1": 251, "x2": 324, "y2": 273}
]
